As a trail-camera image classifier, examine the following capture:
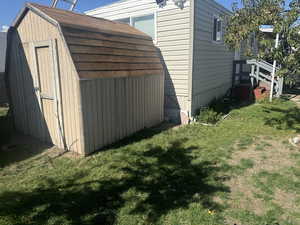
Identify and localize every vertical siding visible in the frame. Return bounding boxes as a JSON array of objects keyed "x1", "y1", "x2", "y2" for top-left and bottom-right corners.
[
  {"x1": 0, "y1": 32, "x2": 7, "y2": 73},
  {"x1": 7, "y1": 11, "x2": 84, "y2": 154},
  {"x1": 86, "y1": 0, "x2": 191, "y2": 114},
  {"x1": 80, "y1": 74, "x2": 164, "y2": 155},
  {"x1": 192, "y1": 0, "x2": 234, "y2": 114},
  {"x1": 0, "y1": 32, "x2": 7, "y2": 104}
]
